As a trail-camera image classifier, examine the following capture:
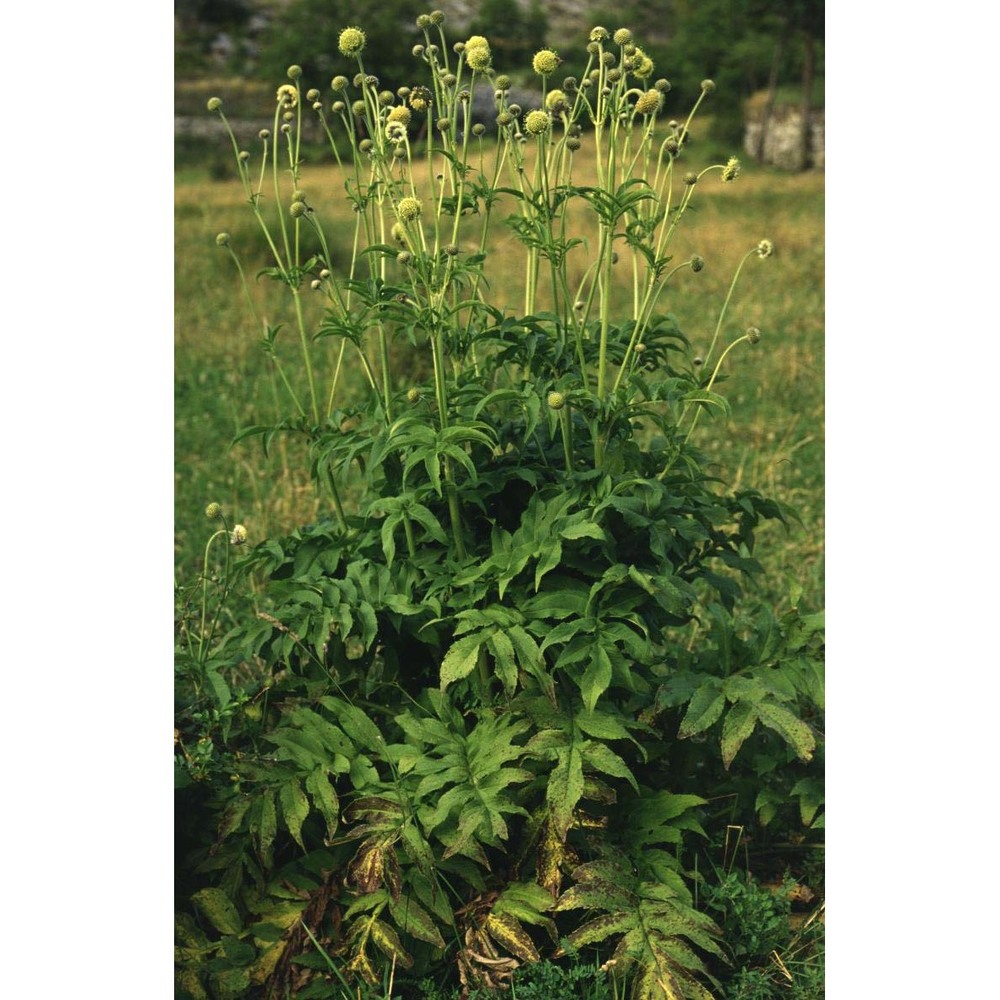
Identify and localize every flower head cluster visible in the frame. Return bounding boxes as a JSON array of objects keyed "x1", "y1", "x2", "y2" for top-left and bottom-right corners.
[
  {"x1": 756, "y1": 239, "x2": 774, "y2": 259},
  {"x1": 721, "y1": 157, "x2": 741, "y2": 182},
  {"x1": 409, "y1": 86, "x2": 432, "y2": 113},
  {"x1": 386, "y1": 121, "x2": 408, "y2": 144},
  {"x1": 464, "y1": 35, "x2": 492, "y2": 71},
  {"x1": 532, "y1": 49, "x2": 560, "y2": 76},
  {"x1": 205, "y1": 502, "x2": 223, "y2": 519},
  {"x1": 545, "y1": 89, "x2": 568, "y2": 112},
  {"x1": 230, "y1": 525, "x2": 248, "y2": 546},
  {"x1": 338, "y1": 26, "x2": 366, "y2": 56},
  {"x1": 396, "y1": 196, "x2": 422, "y2": 223}
]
